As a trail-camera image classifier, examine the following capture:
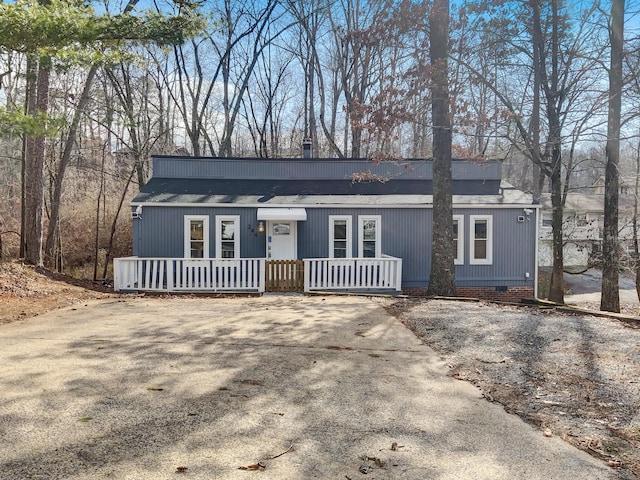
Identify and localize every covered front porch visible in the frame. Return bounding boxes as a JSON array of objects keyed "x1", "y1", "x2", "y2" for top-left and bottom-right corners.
[{"x1": 113, "y1": 256, "x2": 403, "y2": 294}]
